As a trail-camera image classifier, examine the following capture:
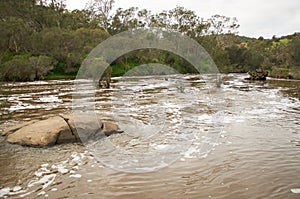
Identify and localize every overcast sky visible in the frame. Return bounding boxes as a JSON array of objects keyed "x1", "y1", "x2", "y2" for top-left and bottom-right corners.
[{"x1": 65, "y1": 0, "x2": 300, "y2": 38}]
